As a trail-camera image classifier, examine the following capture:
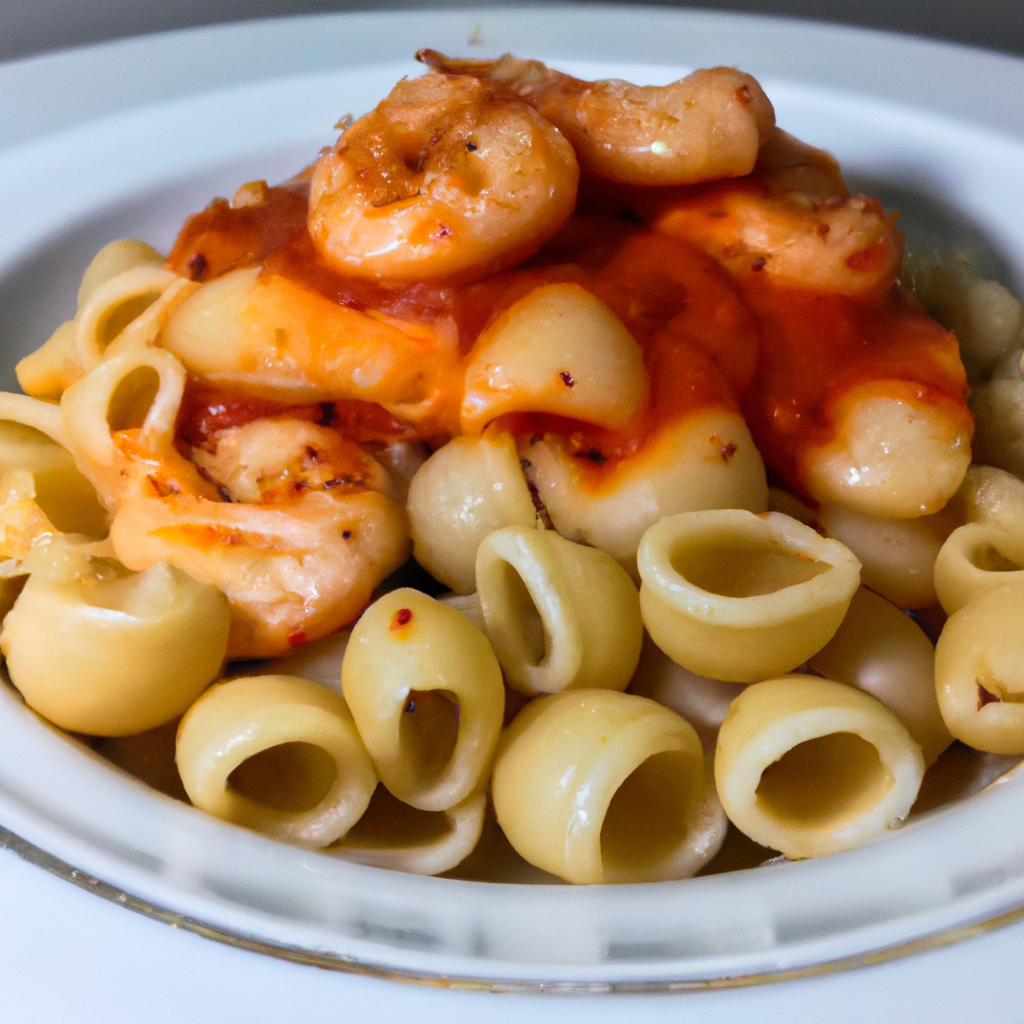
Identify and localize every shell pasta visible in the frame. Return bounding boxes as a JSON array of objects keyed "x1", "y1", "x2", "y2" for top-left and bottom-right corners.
[{"x1": 4, "y1": 50, "x2": 1022, "y2": 886}]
